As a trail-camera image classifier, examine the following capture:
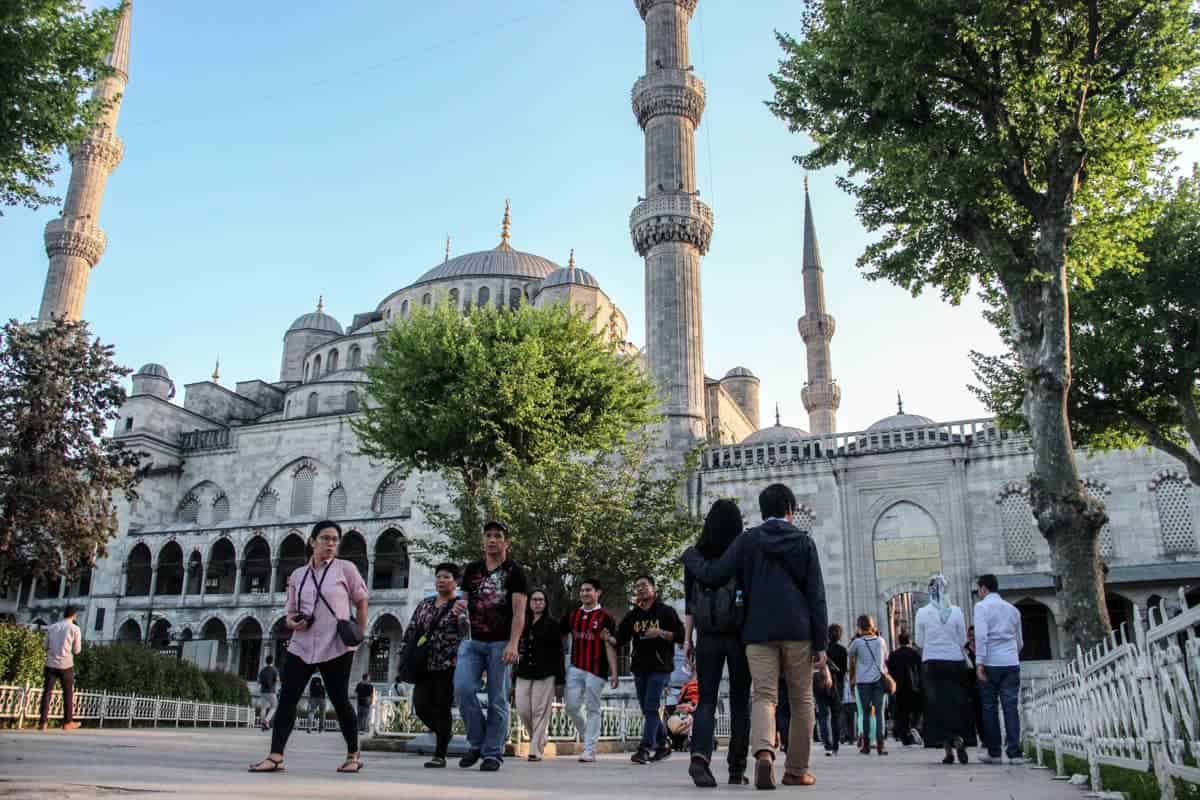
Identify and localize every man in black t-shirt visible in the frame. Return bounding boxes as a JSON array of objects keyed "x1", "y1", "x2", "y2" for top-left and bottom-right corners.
[
  {"x1": 307, "y1": 675, "x2": 325, "y2": 734},
  {"x1": 355, "y1": 673, "x2": 375, "y2": 734},
  {"x1": 453, "y1": 520, "x2": 529, "y2": 772},
  {"x1": 257, "y1": 656, "x2": 279, "y2": 731}
]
